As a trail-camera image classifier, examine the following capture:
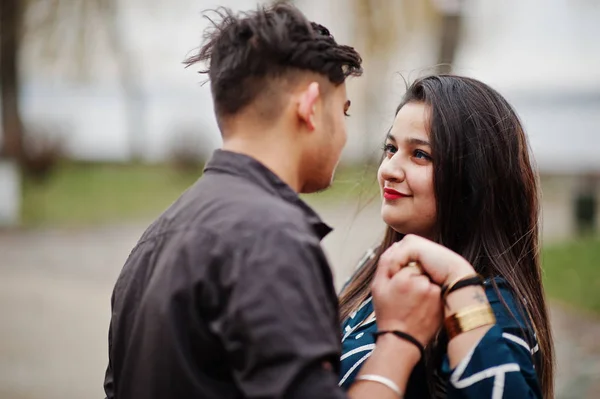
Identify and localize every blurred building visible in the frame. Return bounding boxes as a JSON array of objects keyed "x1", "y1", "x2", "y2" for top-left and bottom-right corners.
[
  {"x1": 5, "y1": 0, "x2": 600, "y2": 238},
  {"x1": 454, "y1": 0, "x2": 600, "y2": 241}
]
